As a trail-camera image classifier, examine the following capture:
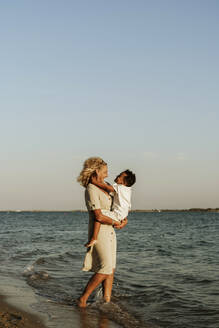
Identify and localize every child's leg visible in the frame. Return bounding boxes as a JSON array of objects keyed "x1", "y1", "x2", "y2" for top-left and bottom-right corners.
[
  {"x1": 101, "y1": 210, "x2": 120, "y2": 222},
  {"x1": 84, "y1": 220, "x2": 101, "y2": 247},
  {"x1": 85, "y1": 210, "x2": 119, "y2": 247},
  {"x1": 91, "y1": 220, "x2": 101, "y2": 241}
]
